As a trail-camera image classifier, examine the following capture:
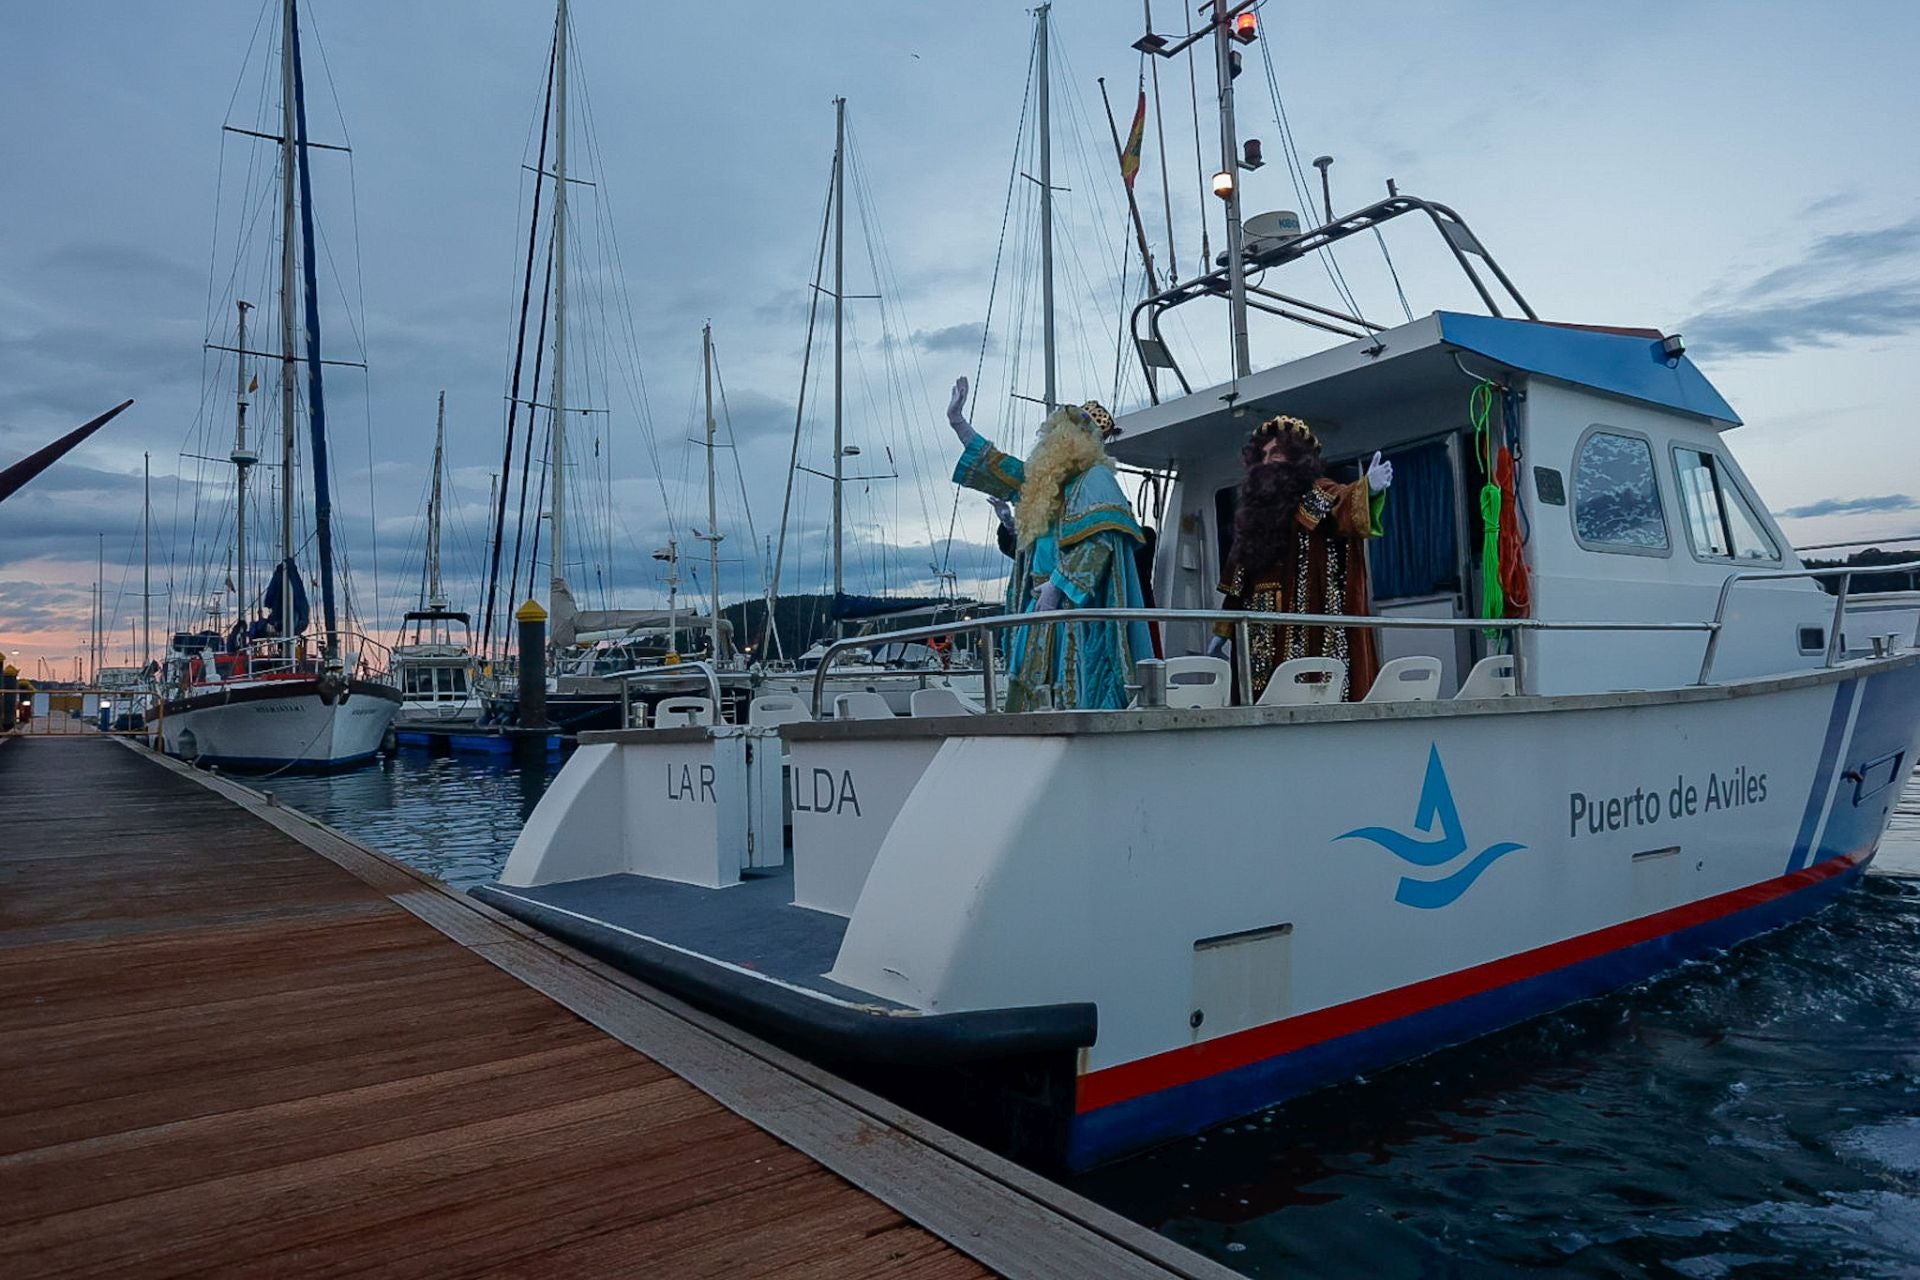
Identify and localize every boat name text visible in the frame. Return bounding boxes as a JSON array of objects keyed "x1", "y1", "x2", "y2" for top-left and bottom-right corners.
[
  {"x1": 1570, "y1": 767, "x2": 1768, "y2": 838},
  {"x1": 667, "y1": 762, "x2": 717, "y2": 804},
  {"x1": 789, "y1": 767, "x2": 861, "y2": 818}
]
